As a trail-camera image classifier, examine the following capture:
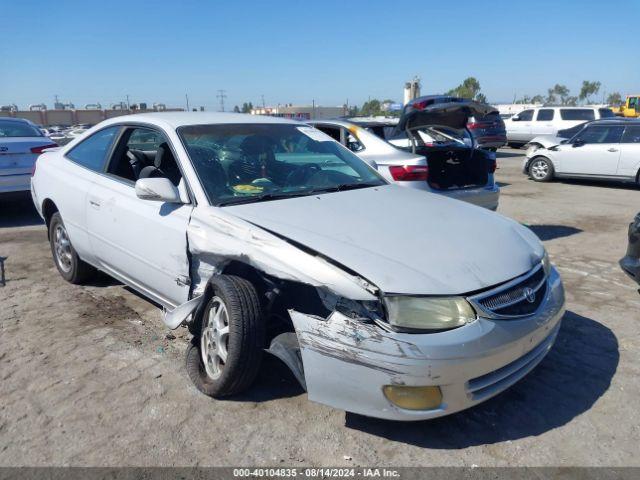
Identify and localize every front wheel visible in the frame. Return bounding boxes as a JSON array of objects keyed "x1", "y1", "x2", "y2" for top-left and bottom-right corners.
[
  {"x1": 49, "y1": 212, "x2": 95, "y2": 284},
  {"x1": 529, "y1": 157, "x2": 554, "y2": 182},
  {"x1": 186, "y1": 275, "x2": 265, "y2": 397}
]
